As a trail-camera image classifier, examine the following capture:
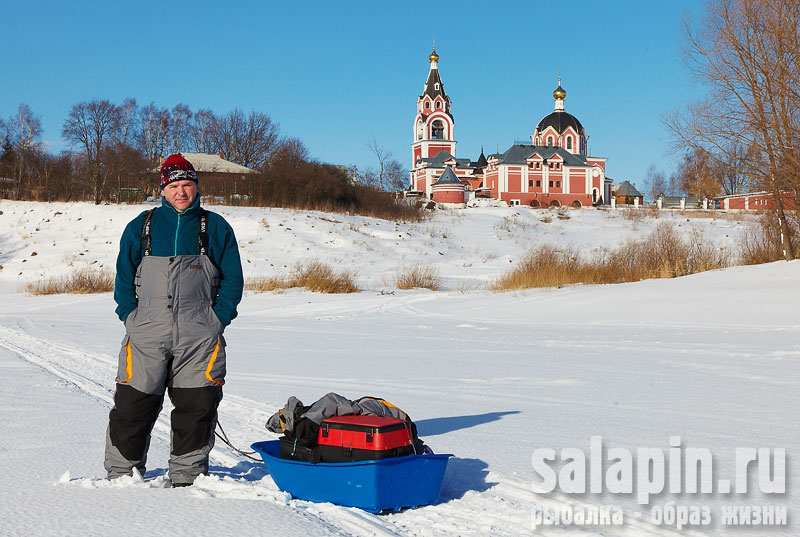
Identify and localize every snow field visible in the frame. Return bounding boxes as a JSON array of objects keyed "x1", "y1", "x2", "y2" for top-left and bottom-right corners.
[{"x1": 0, "y1": 200, "x2": 795, "y2": 536}]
